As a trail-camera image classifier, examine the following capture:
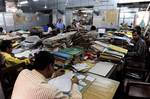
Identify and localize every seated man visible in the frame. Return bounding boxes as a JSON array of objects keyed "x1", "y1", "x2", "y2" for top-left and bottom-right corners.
[
  {"x1": 0, "y1": 40, "x2": 30, "y2": 67},
  {"x1": 56, "y1": 18, "x2": 65, "y2": 30},
  {"x1": 0, "y1": 27, "x2": 6, "y2": 35},
  {"x1": 126, "y1": 29, "x2": 147, "y2": 68},
  {"x1": 0, "y1": 53, "x2": 5, "y2": 67},
  {"x1": 87, "y1": 25, "x2": 98, "y2": 40},
  {"x1": 11, "y1": 51, "x2": 82, "y2": 99}
]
